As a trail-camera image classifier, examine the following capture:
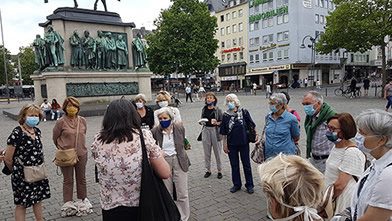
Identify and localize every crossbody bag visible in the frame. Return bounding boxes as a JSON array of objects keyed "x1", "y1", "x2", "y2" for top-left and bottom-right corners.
[{"x1": 55, "y1": 117, "x2": 80, "y2": 167}]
